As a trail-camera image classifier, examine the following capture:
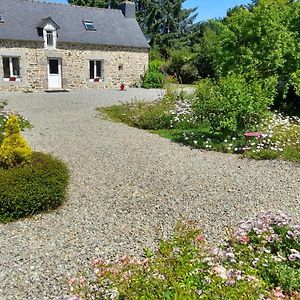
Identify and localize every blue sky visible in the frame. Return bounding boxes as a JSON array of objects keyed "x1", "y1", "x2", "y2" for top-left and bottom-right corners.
[
  {"x1": 48, "y1": 0, "x2": 251, "y2": 22},
  {"x1": 184, "y1": 0, "x2": 250, "y2": 21}
]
